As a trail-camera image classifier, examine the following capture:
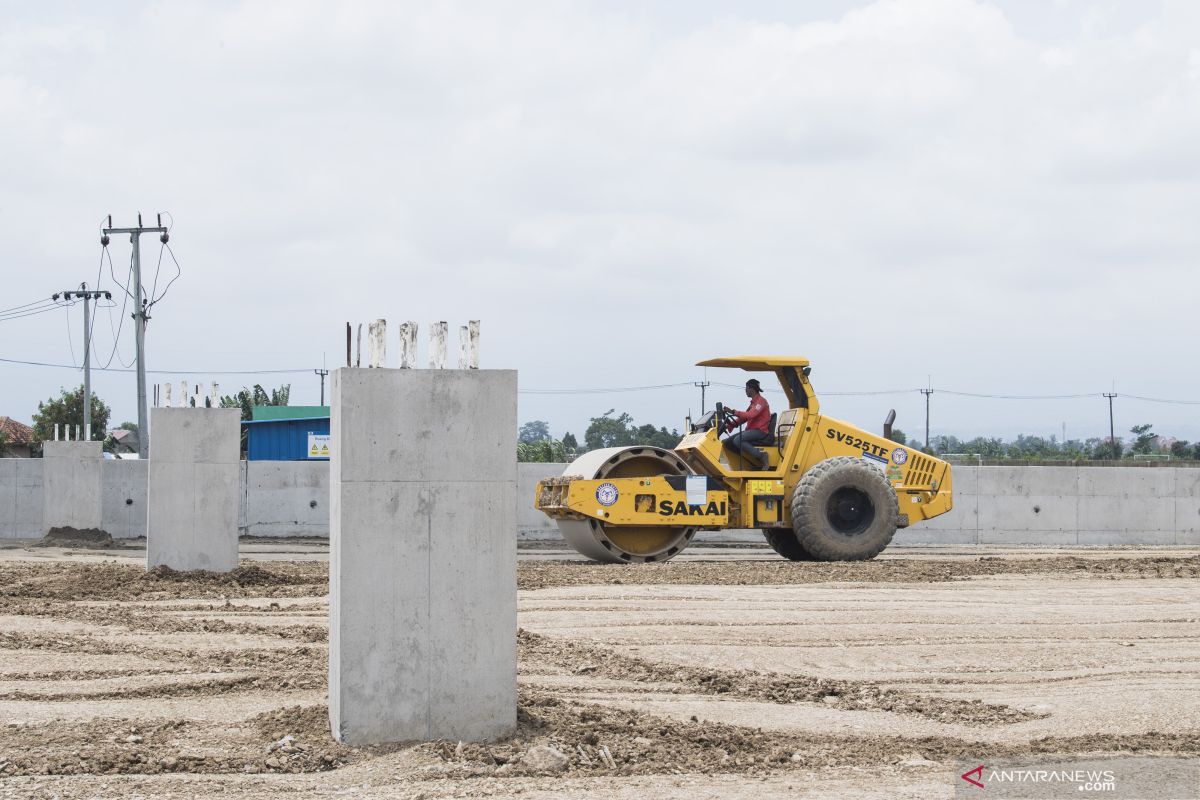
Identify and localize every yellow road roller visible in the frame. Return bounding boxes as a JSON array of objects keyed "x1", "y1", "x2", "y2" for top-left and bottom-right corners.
[{"x1": 535, "y1": 356, "x2": 953, "y2": 563}]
